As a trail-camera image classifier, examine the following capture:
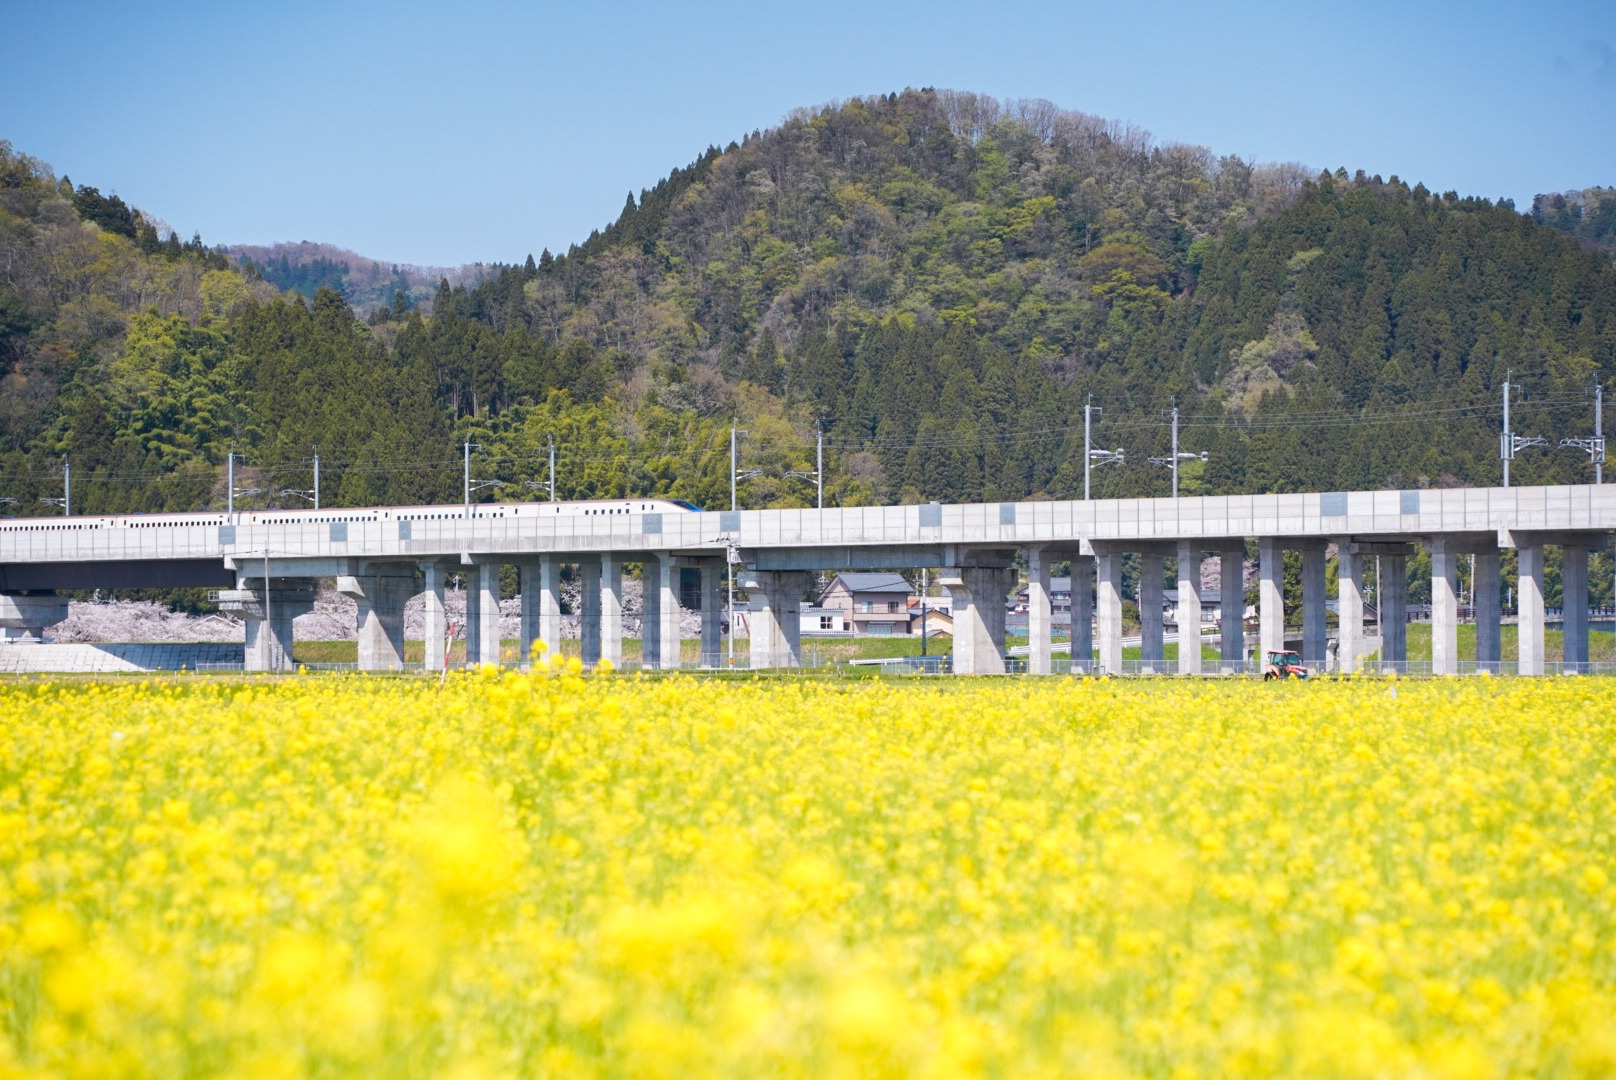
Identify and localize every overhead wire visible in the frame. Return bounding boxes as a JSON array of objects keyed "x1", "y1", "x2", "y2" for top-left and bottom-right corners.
[{"x1": 0, "y1": 388, "x2": 1604, "y2": 494}]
